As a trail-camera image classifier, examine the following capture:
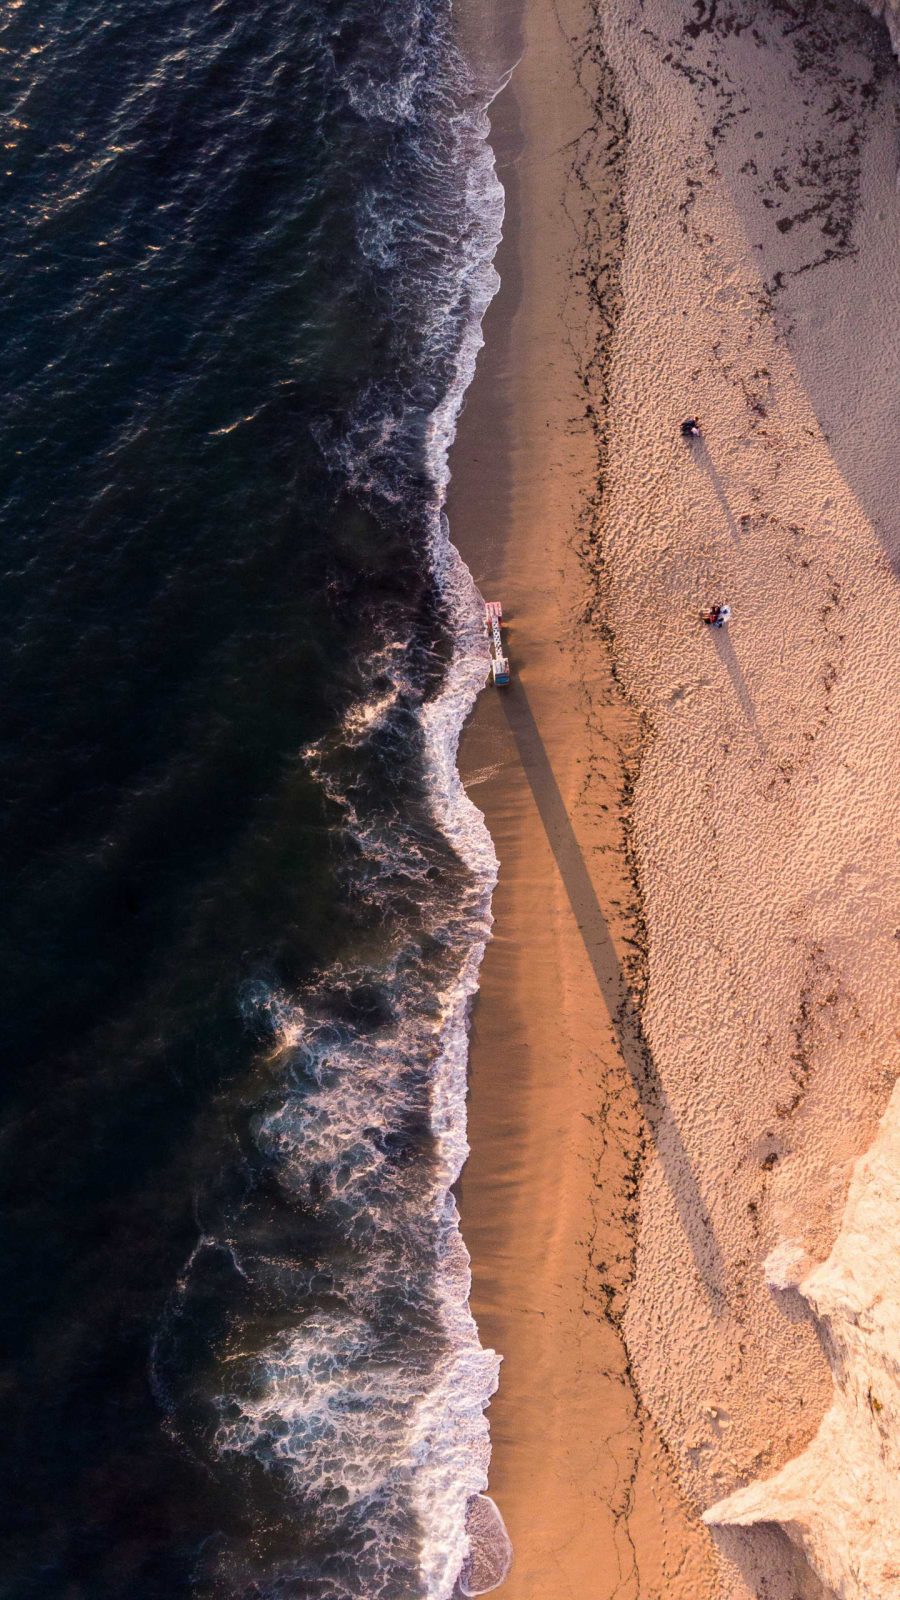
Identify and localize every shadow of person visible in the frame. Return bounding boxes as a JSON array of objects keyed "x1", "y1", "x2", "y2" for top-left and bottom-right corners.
[
  {"x1": 500, "y1": 679, "x2": 729, "y2": 1313},
  {"x1": 714, "y1": 628, "x2": 768, "y2": 757},
  {"x1": 696, "y1": 441, "x2": 743, "y2": 546}
]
